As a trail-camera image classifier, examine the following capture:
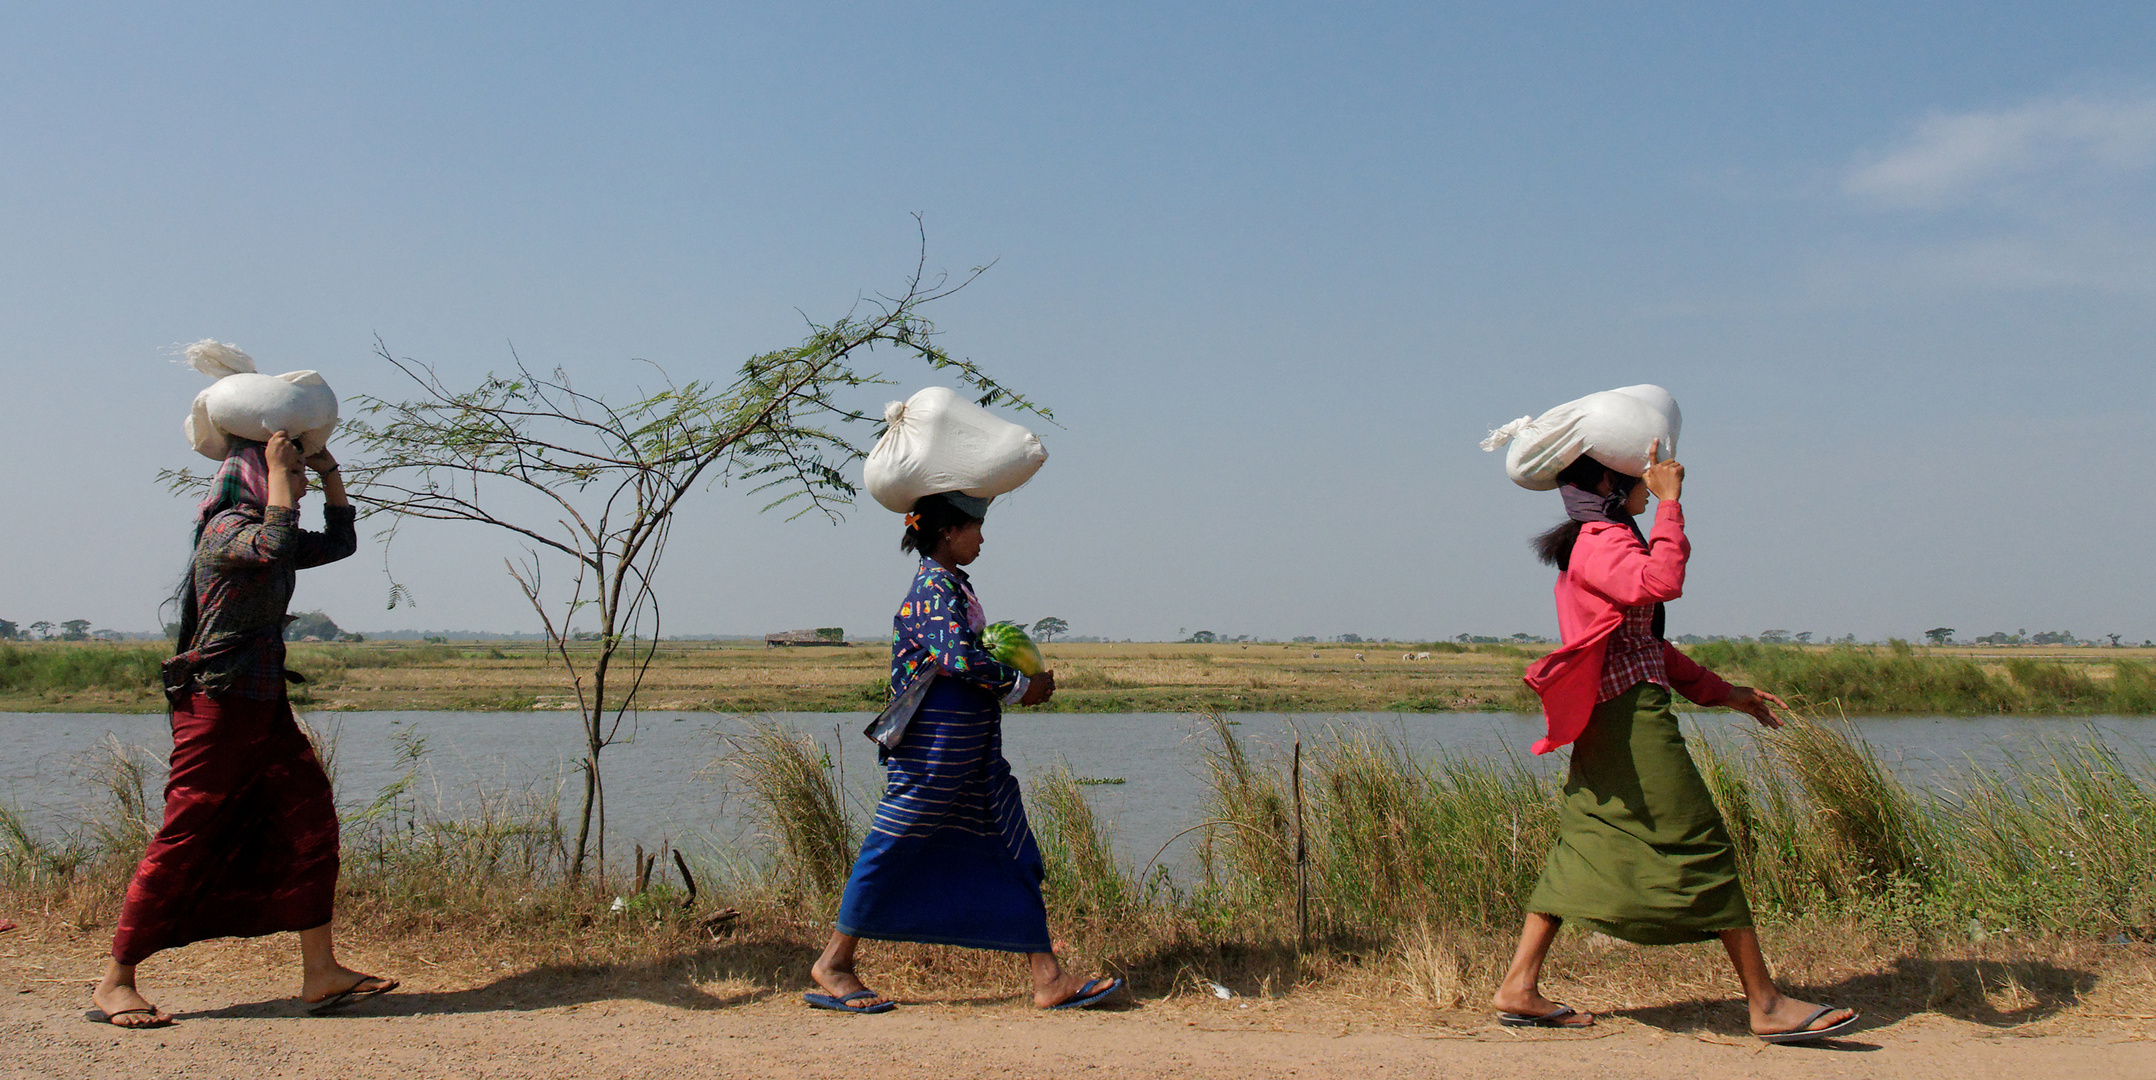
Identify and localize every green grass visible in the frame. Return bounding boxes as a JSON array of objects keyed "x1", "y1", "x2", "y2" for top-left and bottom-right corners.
[
  {"x1": 725, "y1": 720, "x2": 858, "y2": 900},
  {"x1": 1031, "y1": 767, "x2": 1136, "y2": 919},
  {"x1": 1682, "y1": 640, "x2": 2155, "y2": 715},
  {"x1": 0, "y1": 643, "x2": 165, "y2": 694},
  {"x1": 1303, "y1": 730, "x2": 1556, "y2": 935},
  {"x1": 0, "y1": 641, "x2": 478, "y2": 700},
  {"x1": 308, "y1": 643, "x2": 469, "y2": 669},
  {"x1": 1946, "y1": 739, "x2": 2156, "y2": 936},
  {"x1": 1110, "y1": 711, "x2": 2156, "y2": 945}
]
